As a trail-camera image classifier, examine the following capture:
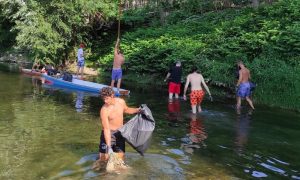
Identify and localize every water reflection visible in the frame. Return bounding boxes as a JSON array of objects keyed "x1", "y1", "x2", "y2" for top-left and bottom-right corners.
[
  {"x1": 31, "y1": 77, "x2": 43, "y2": 97},
  {"x1": 180, "y1": 114, "x2": 207, "y2": 155},
  {"x1": 167, "y1": 99, "x2": 181, "y2": 127},
  {"x1": 235, "y1": 109, "x2": 253, "y2": 154},
  {"x1": 52, "y1": 153, "x2": 184, "y2": 179},
  {"x1": 75, "y1": 91, "x2": 84, "y2": 112}
]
